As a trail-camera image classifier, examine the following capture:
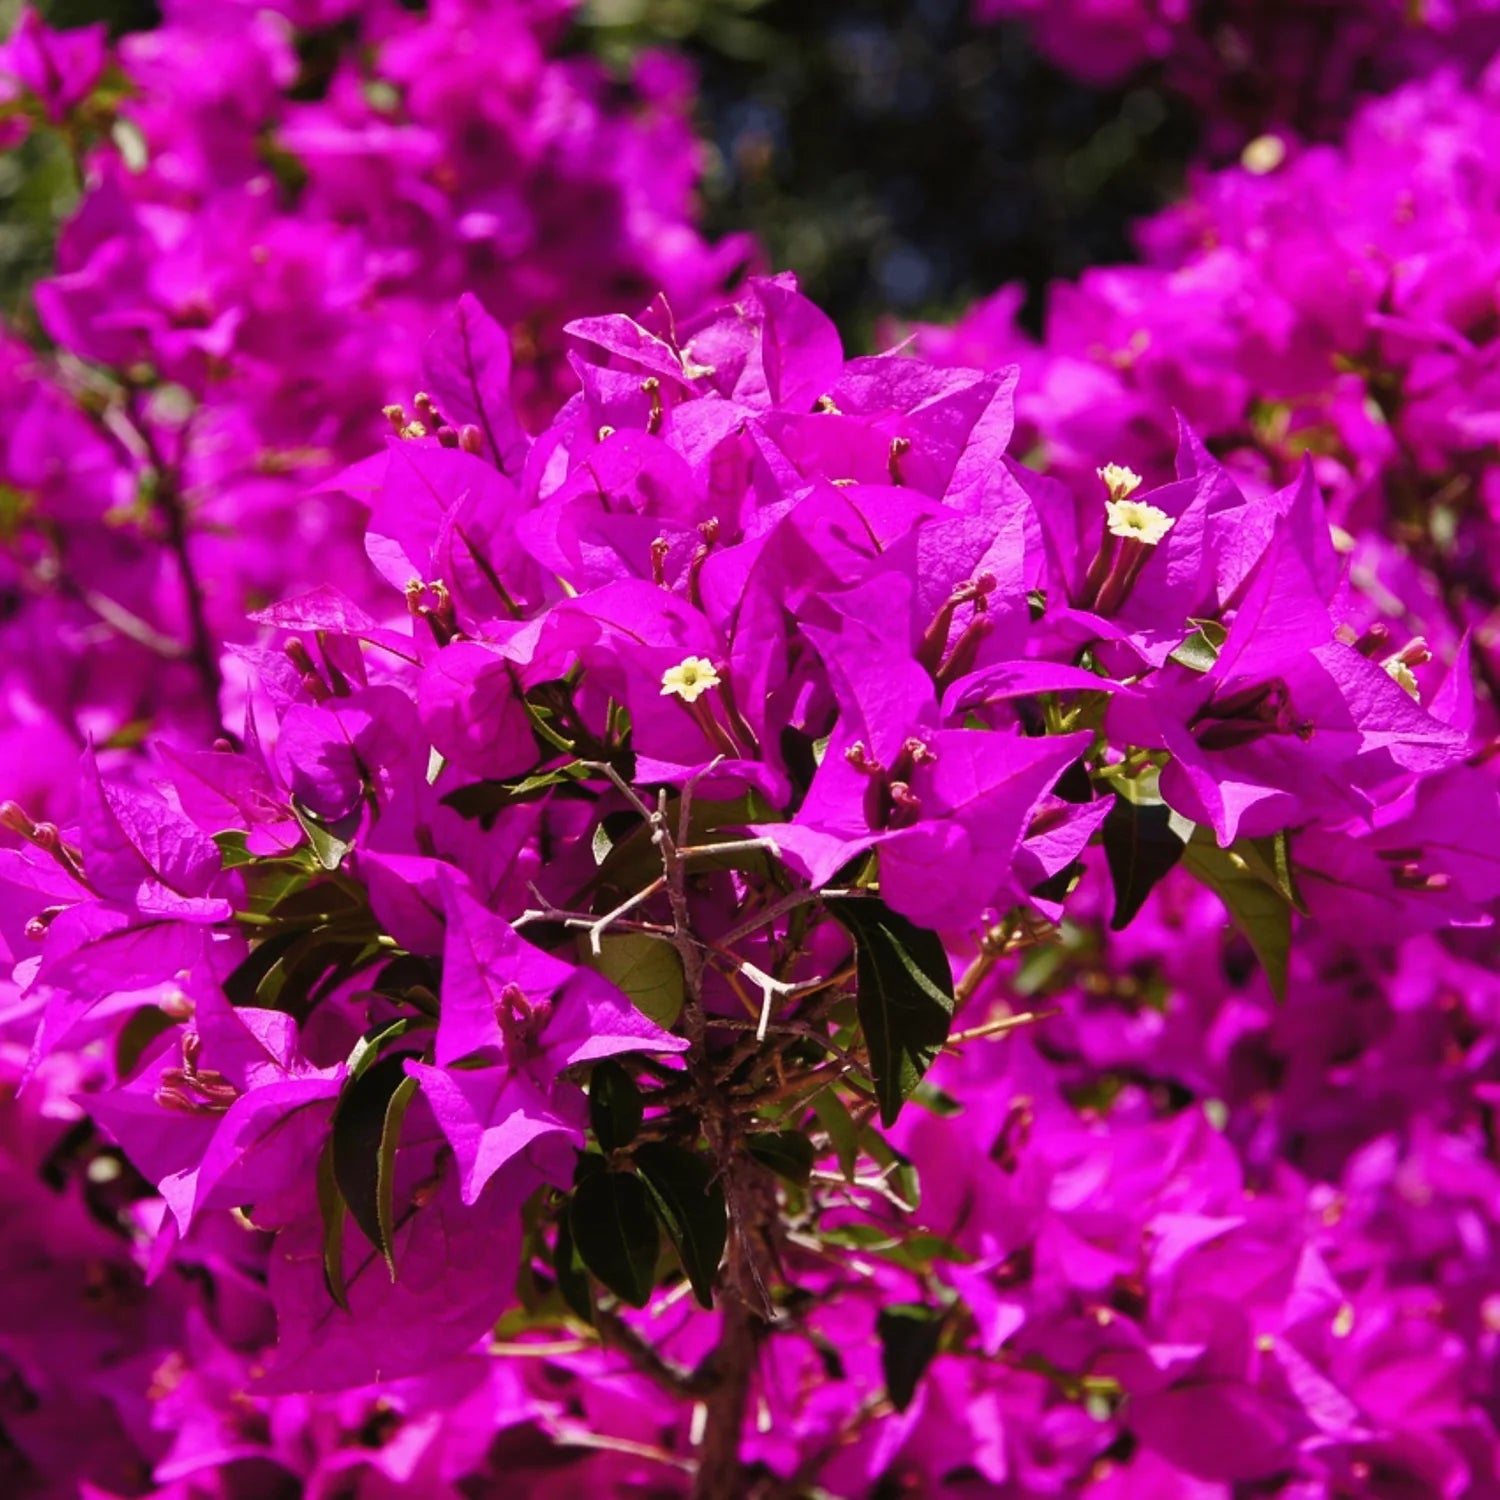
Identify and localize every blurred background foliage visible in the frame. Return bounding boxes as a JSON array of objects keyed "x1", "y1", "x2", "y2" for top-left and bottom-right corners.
[
  {"x1": 5, "y1": 0, "x2": 1204, "y2": 346},
  {"x1": 580, "y1": 0, "x2": 1199, "y2": 343}
]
